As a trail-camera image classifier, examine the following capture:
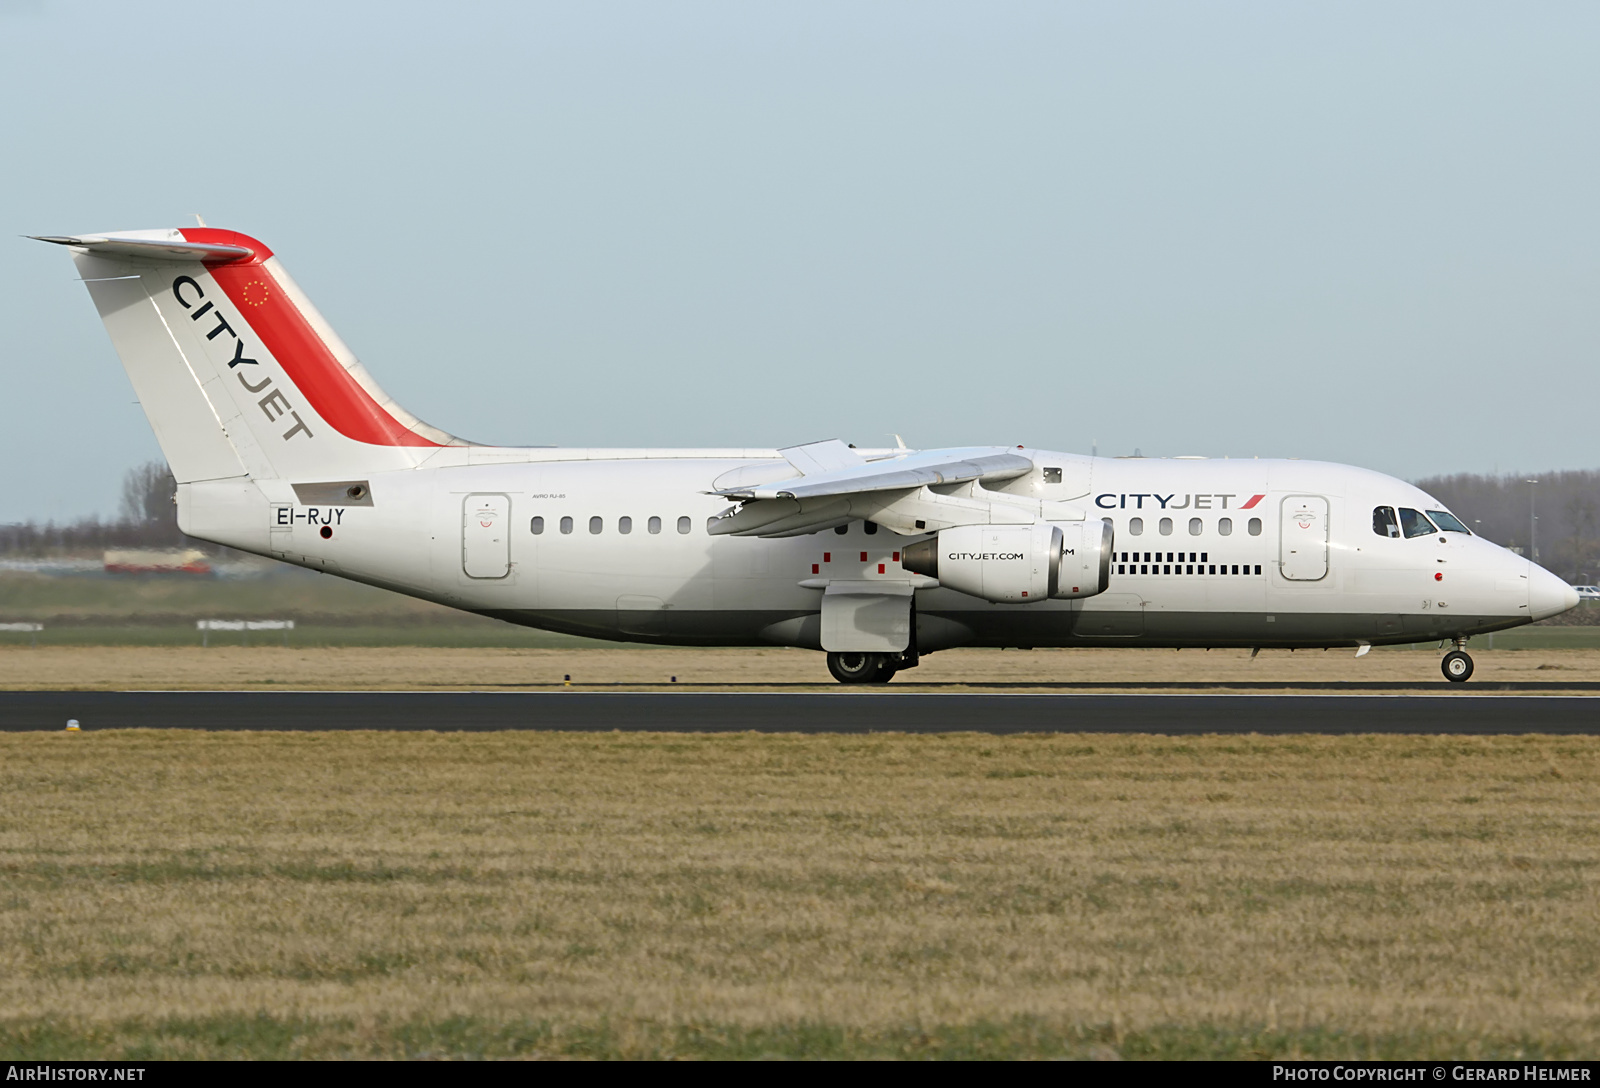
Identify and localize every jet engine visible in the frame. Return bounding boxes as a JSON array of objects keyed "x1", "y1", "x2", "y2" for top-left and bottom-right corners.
[{"x1": 901, "y1": 520, "x2": 1112, "y2": 603}]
